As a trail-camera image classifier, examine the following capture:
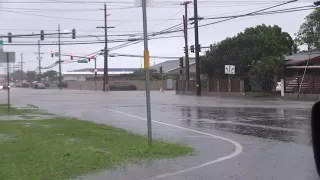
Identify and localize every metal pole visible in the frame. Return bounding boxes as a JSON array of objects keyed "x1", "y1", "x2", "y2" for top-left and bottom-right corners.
[
  {"x1": 193, "y1": 0, "x2": 201, "y2": 96},
  {"x1": 38, "y1": 40, "x2": 41, "y2": 82},
  {"x1": 183, "y1": 1, "x2": 191, "y2": 91},
  {"x1": 94, "y1": 58, "x2": 97, "y2": 91},
  {"x1": 142, "y1": 0, "x2": 152, "y2": 147},
  {"x1": 58, "y1": 25, "x2": 62, "y2": 90},
  {"x1": 6, "y1": 52, "x2": 10, "y2": 112},
  {"x1": 229, "y1": 74, "x2": 231, "y2": 92},
  {"x1": 103, "y1": 4, "x2": 109, "y2": 92}
]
